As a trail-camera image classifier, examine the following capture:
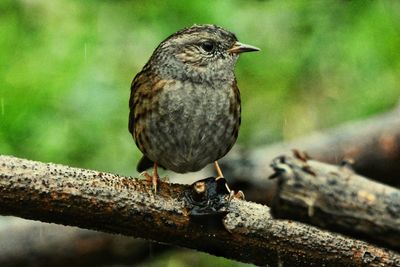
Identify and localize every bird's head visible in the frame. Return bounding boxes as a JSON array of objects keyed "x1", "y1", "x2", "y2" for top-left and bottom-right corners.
[{"x1": 150, "y1": 24, "x2": 259, "y2": 82}]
